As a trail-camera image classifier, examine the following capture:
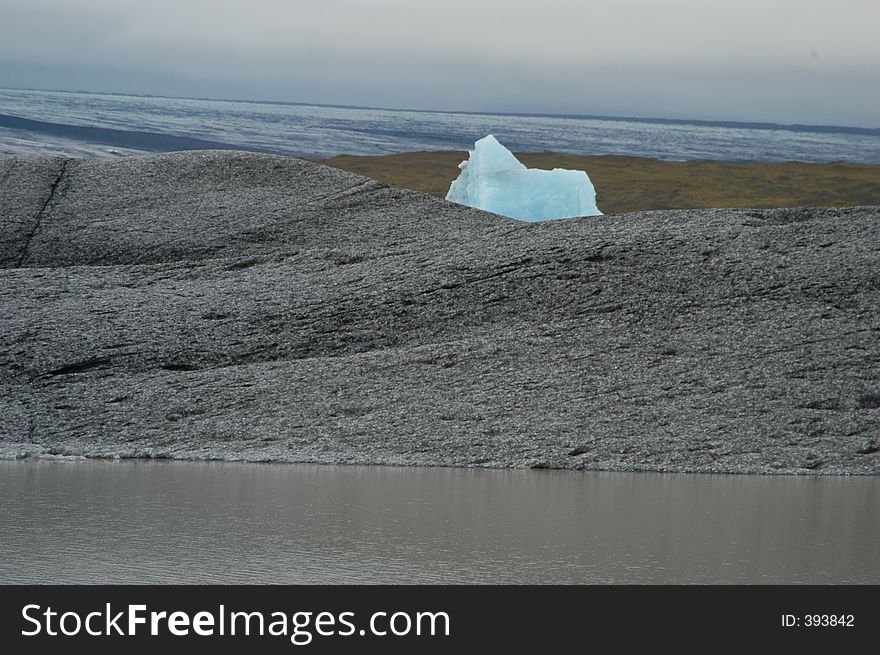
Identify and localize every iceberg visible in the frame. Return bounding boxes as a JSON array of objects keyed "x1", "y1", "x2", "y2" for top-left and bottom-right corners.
[{"x1": 446, "y1": 135, "x2": 602, "y2": 221}]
